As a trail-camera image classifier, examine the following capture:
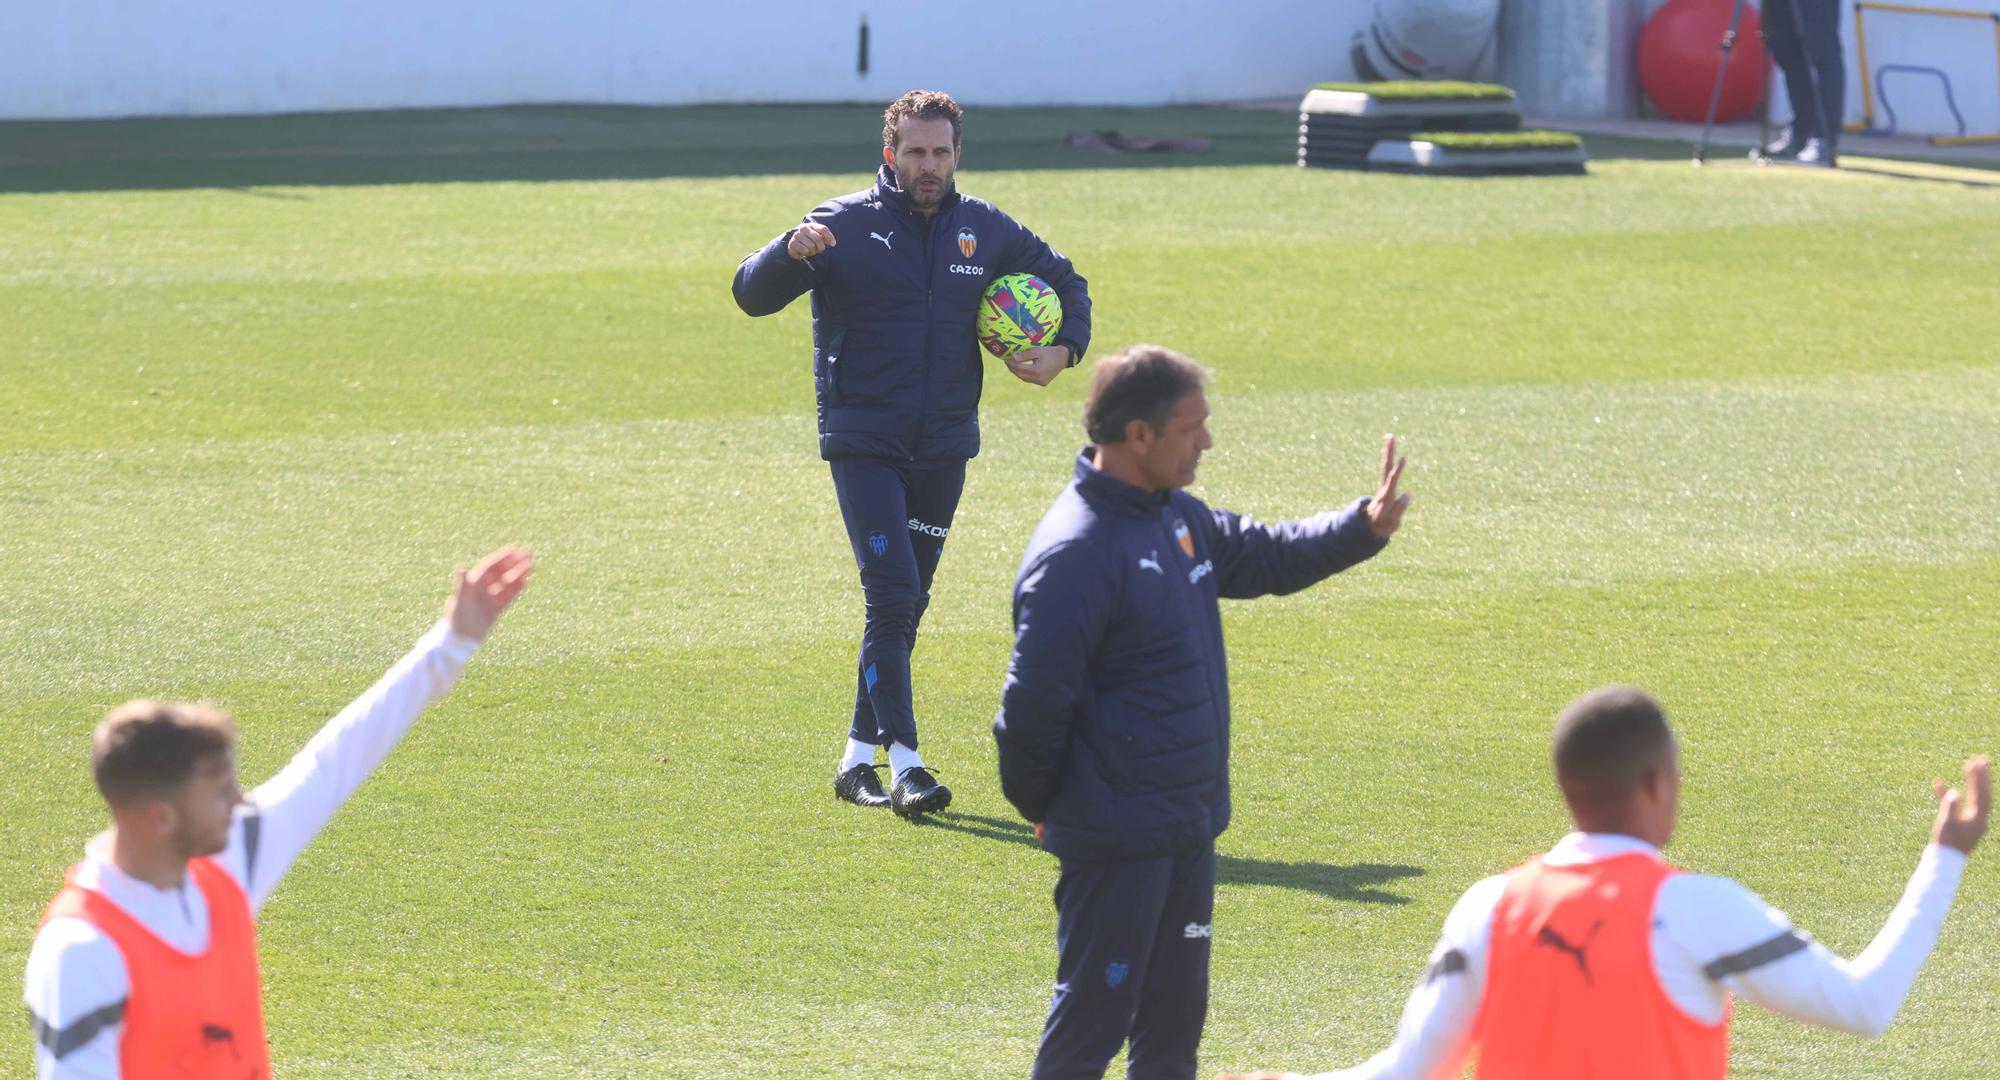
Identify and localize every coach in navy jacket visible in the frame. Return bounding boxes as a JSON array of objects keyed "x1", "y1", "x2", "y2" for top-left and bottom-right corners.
[
  {"x1": 994, "y1": 345, "x2": 1409, "y2": 1079},
  {"x1": 732, "y1": 90, "x2": 1091, "y2": 819},
  {"x1": 731, "y1": 165, "x2": 1091, "y2": 462}
]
